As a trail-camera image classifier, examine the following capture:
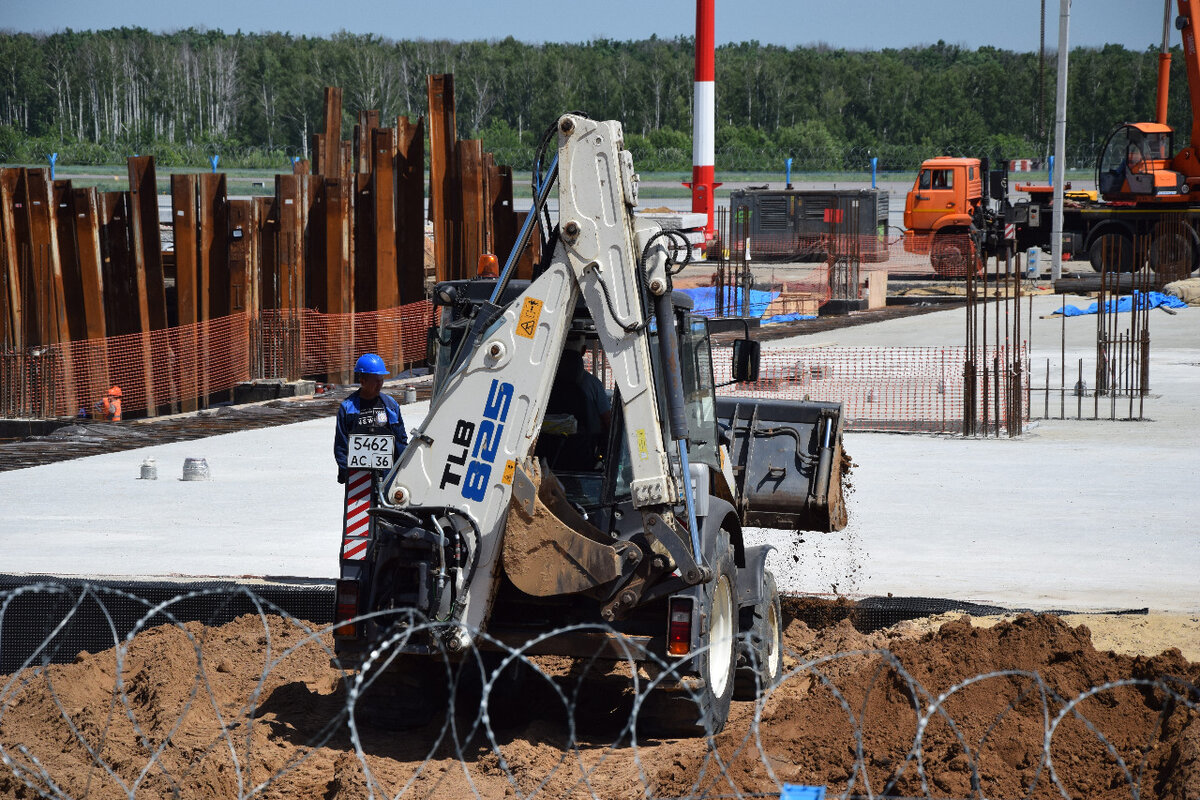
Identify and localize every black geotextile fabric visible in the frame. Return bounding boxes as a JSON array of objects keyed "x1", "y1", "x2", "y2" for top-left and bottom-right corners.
[
  {"x1": 0, "y1": 577, "x2": 1147, "y2": 674},
  {"x1": 0, "y1": 576, "x2": 334, "y2": 673}
]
